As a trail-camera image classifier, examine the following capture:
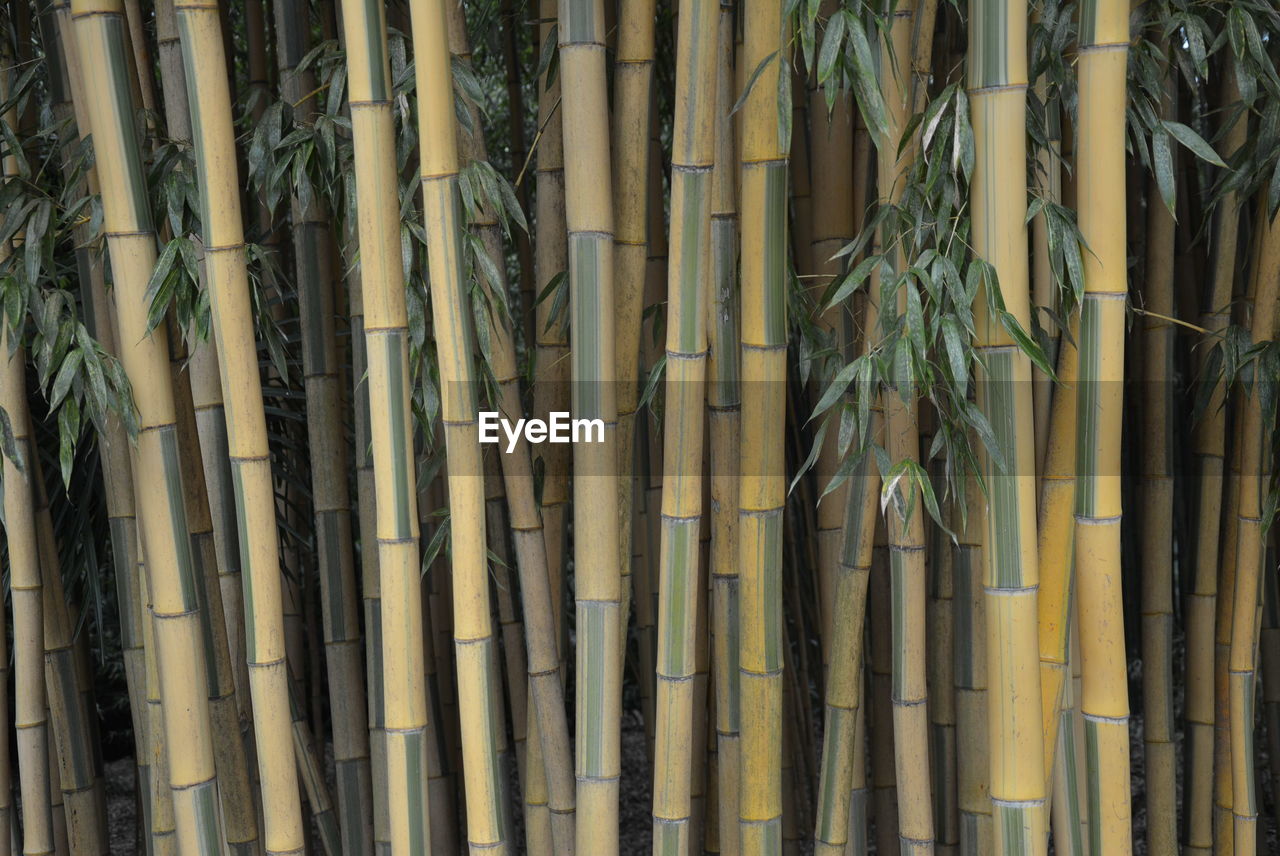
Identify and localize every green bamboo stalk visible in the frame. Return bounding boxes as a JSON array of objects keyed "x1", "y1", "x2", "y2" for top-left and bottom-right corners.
[
  {"x1": 409, "y1": 0, "x2": 508, "y2": 850},
  {"x1": 708, "y1": 0, "x2": 741, "y2": 848},
  {"x1": 928, "y1": 459, "x2": 959, "y2": 855},
  {"x1": 557, "y1": 0, "x2": 626, "y2": 846},
  {"x1": 651, "y1": 0, "x2": 717, "y2": 850},
  {"x1": 69, "y1": 4, "x2": 228, "y2": 850}
]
